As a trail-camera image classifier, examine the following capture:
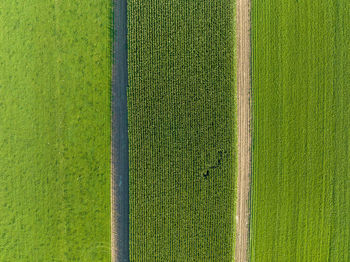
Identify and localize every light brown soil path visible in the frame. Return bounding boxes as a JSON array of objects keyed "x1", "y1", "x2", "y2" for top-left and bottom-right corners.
[{"x1": 235, "y1": 0, "x2": 251, "y2": 261}]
